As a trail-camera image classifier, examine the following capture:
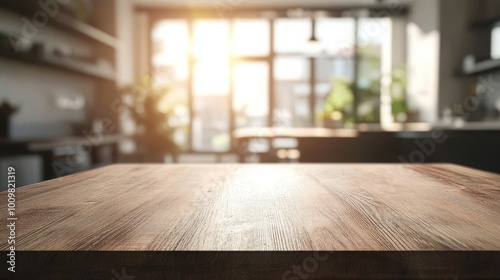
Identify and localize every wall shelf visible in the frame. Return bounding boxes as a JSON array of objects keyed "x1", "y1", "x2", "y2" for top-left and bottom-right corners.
[
  {"x1": 51, "y1": 13, "x2": 120, "y2": 49},
  {"x1": 470, "y1": 17, "x2": 500, "y2": 29},
  {"x1": 0, "y1": 47, "x2": 116, "y2": 81},
  {"x1": 0, "y1": 0, "x2": 119, "y2": 49},
  {"x1": 461, "y1": 58, "x2": 500, "y2": 76},
  {"x1": 0, "y1": 0, "x2": 121, "y2": 182}
]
